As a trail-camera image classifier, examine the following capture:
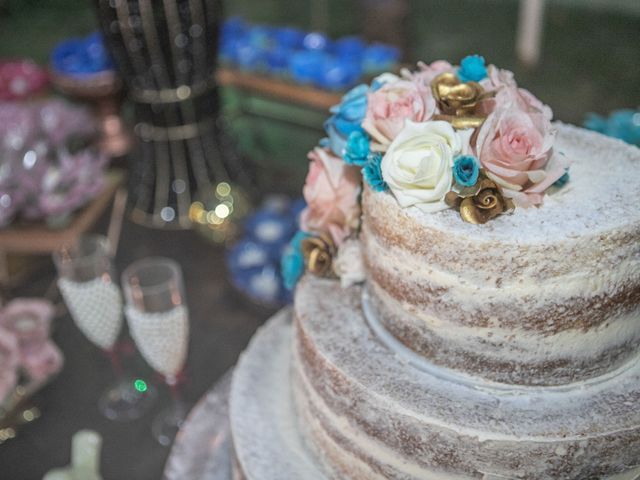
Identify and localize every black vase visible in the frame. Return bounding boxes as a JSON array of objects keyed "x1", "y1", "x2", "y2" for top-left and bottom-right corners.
[{"x1": 95, "y1": 0, "x2": 252, "y2": 229}]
